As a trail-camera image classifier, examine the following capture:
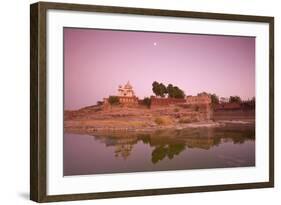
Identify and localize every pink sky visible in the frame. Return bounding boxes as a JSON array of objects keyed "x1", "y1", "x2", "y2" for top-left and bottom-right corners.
[{"x1": 64, "y1": 28, "x2": 255, "y2": 110}]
